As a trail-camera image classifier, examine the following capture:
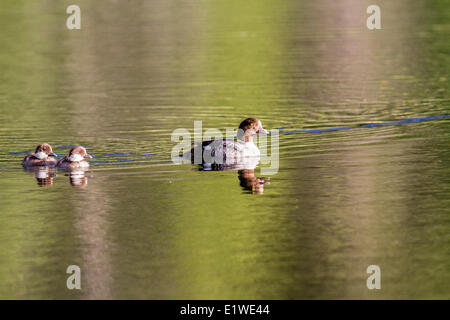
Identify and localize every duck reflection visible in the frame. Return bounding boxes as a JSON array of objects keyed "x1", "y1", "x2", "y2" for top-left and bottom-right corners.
[
  {"x1": 23, "y1": 165, "x2": 90, "y2": 188},
  {"x1": 198, "y1": 161, "x2": 270, "y2": 194},
  {"x1": 238, "y1": 169, "x2": 270, "y2": 194},
  {"x1": 66, "y1": 169, "x2": 89, "y2": 188},
  {"x1": 25, "y1": 166, "x2": 56, "y2": 187}
]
